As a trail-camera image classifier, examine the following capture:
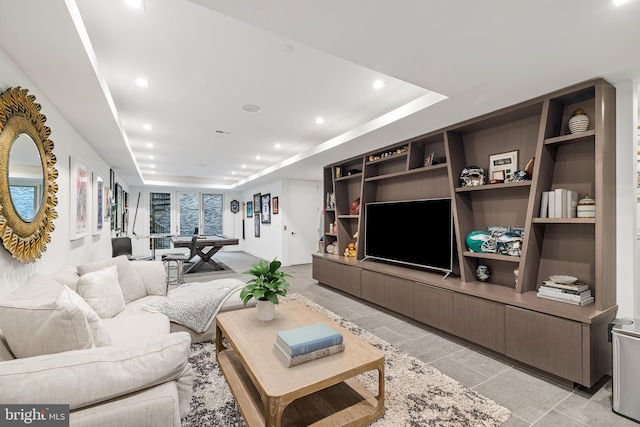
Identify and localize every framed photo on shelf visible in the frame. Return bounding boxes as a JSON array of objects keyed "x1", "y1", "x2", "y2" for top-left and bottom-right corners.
[
  {"x1": 261, "y1": 193, "x2": 271, "y2": 224},
  {"x1": 246, "y1": 201, "x2": 253, "y2": 218},
  {"x1": 272, "y1": 196, "x2": 279, "y2": 214},
  {"x1": 489, "y1": 150, "x2": 518, "y2": 182},
  {"x1": 70, "y1": 156, "x2": 89, "y2": 240}
]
